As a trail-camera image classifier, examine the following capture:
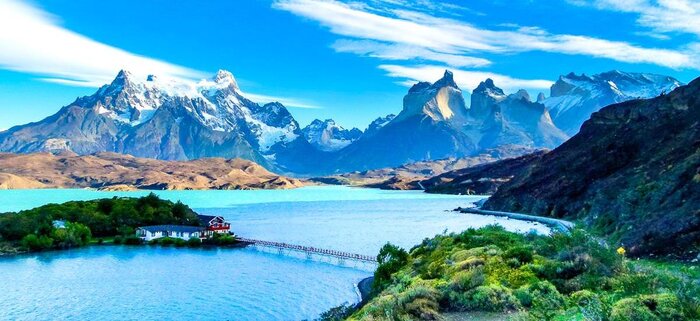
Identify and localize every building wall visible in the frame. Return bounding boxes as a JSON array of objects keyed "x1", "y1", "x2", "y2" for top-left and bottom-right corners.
[{"x1": 140, "y1": 230, "x2": 201, "y2": 241}]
